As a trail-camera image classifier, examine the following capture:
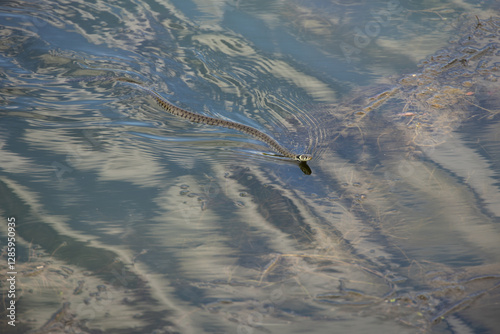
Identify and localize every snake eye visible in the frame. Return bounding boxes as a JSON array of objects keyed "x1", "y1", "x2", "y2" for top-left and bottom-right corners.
[{"x1": 298, "y1": 154, "x2": 312, "y2": 161}]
